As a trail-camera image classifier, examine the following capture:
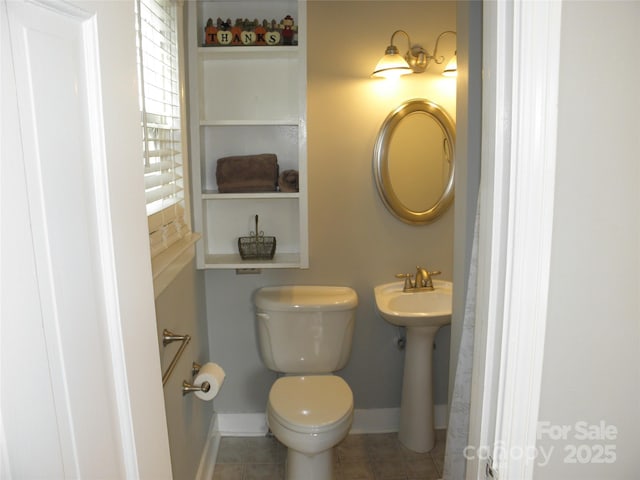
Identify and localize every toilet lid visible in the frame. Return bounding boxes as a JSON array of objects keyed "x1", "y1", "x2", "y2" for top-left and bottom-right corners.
[{"x1": 268, "y1": 375, "x2": 353, "y2": 433}]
